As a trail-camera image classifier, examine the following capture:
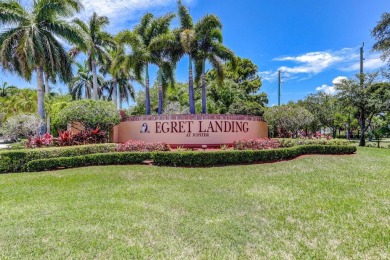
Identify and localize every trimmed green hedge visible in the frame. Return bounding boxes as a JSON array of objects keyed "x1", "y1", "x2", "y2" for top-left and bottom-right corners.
[
  {"x1": 24, "y1": 145, "x2": 356, "y2": 172},
  {"x1": 153, "y1": 145, "x2": 357, "y2": 167},
  {"x1": 26, "y1": 152, "x2": 151, "y2": 172},
  {"x1": 0, "y1": 144, "x2": 116, "y2": 173}
]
